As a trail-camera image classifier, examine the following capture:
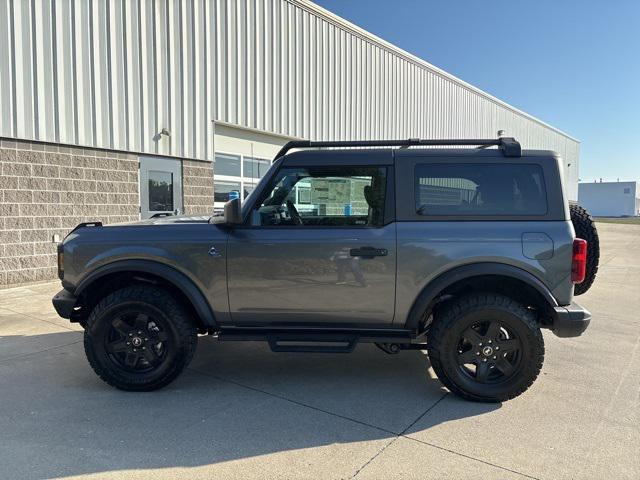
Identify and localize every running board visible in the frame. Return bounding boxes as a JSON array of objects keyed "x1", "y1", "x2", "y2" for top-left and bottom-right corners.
[{"x1": 217, "y1": 327, "x2": 416, "y2": 353}]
